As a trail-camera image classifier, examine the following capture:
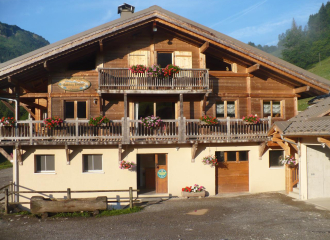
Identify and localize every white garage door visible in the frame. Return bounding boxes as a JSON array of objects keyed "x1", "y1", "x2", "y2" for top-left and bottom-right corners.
[{"x1": 307, "y1": 145, "x2": 330, "y2": 199}]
